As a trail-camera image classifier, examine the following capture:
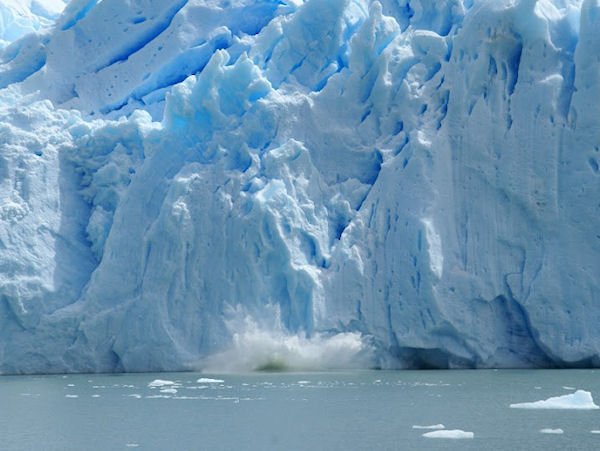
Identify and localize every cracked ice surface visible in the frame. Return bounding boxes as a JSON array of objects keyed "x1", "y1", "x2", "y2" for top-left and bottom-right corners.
[{"x1": 0, "y1": 0, "x2": 598, "y2": 373}]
